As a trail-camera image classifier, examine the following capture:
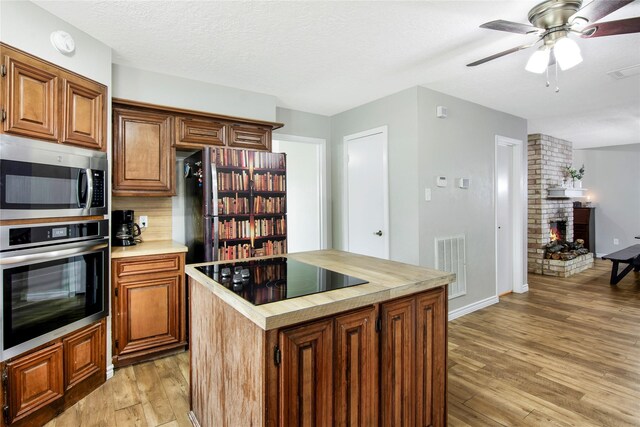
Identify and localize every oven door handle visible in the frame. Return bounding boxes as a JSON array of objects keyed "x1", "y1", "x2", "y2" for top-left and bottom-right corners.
[{"x1": 0, "y1": 242, "x2": 108, "y2": 265}]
